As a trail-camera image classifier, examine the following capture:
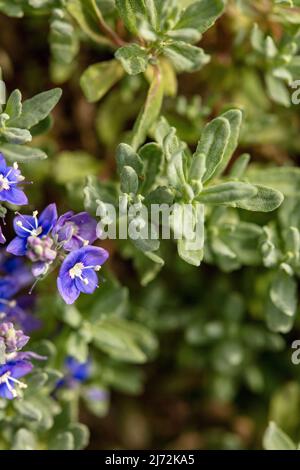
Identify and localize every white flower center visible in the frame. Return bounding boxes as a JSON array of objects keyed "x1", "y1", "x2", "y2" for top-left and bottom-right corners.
[
  {"x1": 69, "y1": 262, "x2": 85, "y2": 280},
  {"x1": 0, "y1": 174, "x2": 10, "y2": 191},
  {"x1": 0, "y1": 371, "x2": 27, "y2": 398}
]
